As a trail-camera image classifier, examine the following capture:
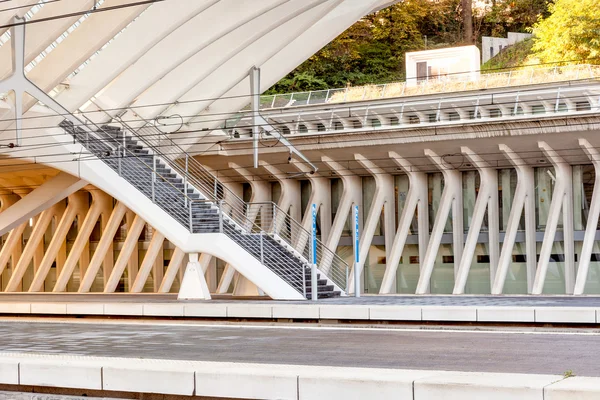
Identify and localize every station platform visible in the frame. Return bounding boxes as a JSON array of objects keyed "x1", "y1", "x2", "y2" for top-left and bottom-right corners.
[{"x1": 0, "y1": 294, "x2": 599, "y2": 325}]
